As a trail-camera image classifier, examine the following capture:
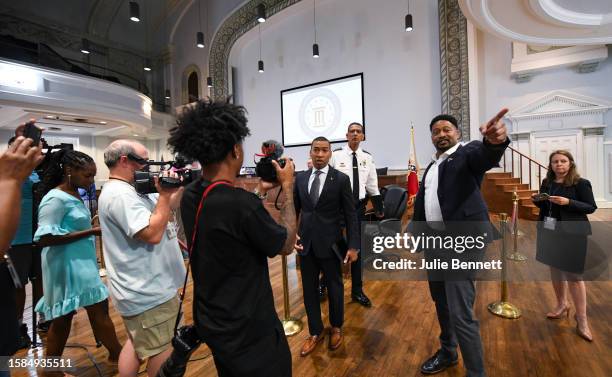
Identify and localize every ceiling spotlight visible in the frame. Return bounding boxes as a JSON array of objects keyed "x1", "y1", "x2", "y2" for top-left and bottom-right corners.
[
  {"x1": 46, "y1": 115, "x2": 54, "y2": 119},
  {"x1": 405, "y1": 14, "x2": 413, "y2": 32},
  {"x1": 74, "y1": 128, "x2": 79, "y2": 131},
  {"x1": 133, "y1": 134, "x2": 139, "y2": 137},
  {"x1": 258, "y1": 60, "x2": 264, "y2": 73},
  {"x1": 207, "y1": 76, "x2": 213, "y2": 87},
  {"x1": 99, "y1": 121, "x2": 107, "y2": 124},
  {"x1": 80, "y1": 38, "x2": 90, "y2": 54},
  {"x1": 143, "y1": 58, "x2": 152, "y2": 71},
  {"x1": 196, "y1": 32, "x2": 205, "y2": 48},
  {"x1": 257, "y1": 3, "x2": 266, "y2": 23},
  {"x1": 129, "y1": 1, "x2": 140, "y2": 22},
  {"x1": 165, "y1": 89, "x2": 171, "y2": 99},
  {"x1": 312, "y1": 43, "x2": 319, "y2": 58}
]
